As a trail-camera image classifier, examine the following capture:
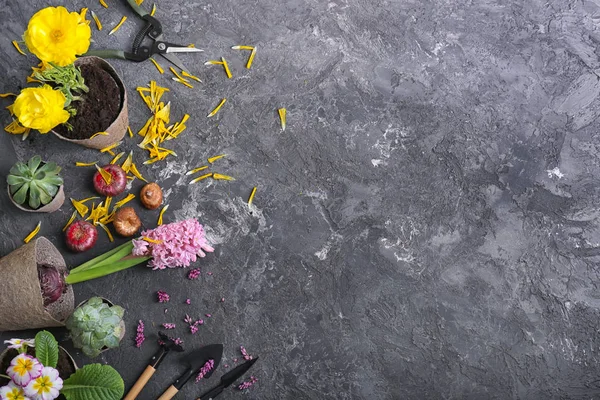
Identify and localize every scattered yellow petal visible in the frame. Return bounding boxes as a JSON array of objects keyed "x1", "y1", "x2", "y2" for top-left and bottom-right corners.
[
  {"x1": 95, "y1": 164, "x2": 113, "y2": 185},
  {"x1": 62, "y1": 211, "x2": 78, "y2": 232},
  {"x1": 75, "y1": 161, "x2": 98, "y2": 167},
  {"x1": 181, "y1": 71, "x2": 202, "y2": 82},
  {"x1": 24, "y1": 222, "x2": 41, "y2": 244},
  {"x1": 150, "y1": 3, "x2": 157, "y2": 16},
  {"x1": 130, "y1": 162, "x2": 148, "y2": 182},
  {"x1": 186, "y1": 166, "x2": 209, "y2": 176},
  {"x1": 121, "y1": 151, "x2": 133, "y2": 173},
  {"x1": 172, "y1": 77, "x2": 194, "y2": 89},
  {"x1": 111, "y1": 152, "x2": 126, "y2": 164},
  {"x1": 104, "y1": 196, "x2": 112, "y2": 211},
  {"x1": 97, "y1": 222, "x2": 114, "y2": 242},
  {"x1": 142, "y1": 236, "x2": 163, "y2": 244},
  {"x1": 89, "y1": 131, "x2": 109, "y2": 139},
  {"x1": 278, "y1": 108, "x2": 287, "y2": 131},
  {"x1": 150, "y1": 58, "x2": 164, "y2": 74},
  {"x1": 207, "y1": 98, "x2": 227, "y2": 118},
  {"x1": 71, "y1": 198, "x2": 89, "y2": 217},
  {"x1": 135, "y1": 0, "x2": 144, "y2": 4},
  {"x1": 189, "y1": 173, "x2": 213, "y2": 184},
  {"x1": 169, "y1": 67, "x2": 187, "y2": 82},
  {"x1": 12, "y1": 41, "x2": 26, "y2": 56},
  {"x1": 221, "y1": 57, "x2": 232, "y2": 78},
  {"x1": 109, "y1": 16, "x2": 127, "y2": 35},
  {"x1": 128, "y1": 126, "x2": 134, "y2": 137},
  {"x1": 92, "y1": 11, "x2": 102, "y2": 31},
  {"x1": 80, "y1": 7, "x2": 89, "y2": 20},
  {"x1": 5, "y1": 120, "x2": 29, "y2": 135},
  {"x1": 0, "y1": 93, "x2": 16, "y2": 98},
  {"x1": 157, "y1": 204, "x2": 169, "y2": 226},
  {"x1": 232, "y1": 45, "x2": 254, "y2": 50},
  {"x1": 208, "y1": 154, "x2": 226, "y2": 164},
  {"x1": 213, "y1": 173, "x2": 235, "y2": 181},
  {"x1": 204, "y1": 60, "x2": 224, "y2": 65},
  {"x1": 248, "y1": 186, "x2": 257, "y2": 205},
  {"x1": 99, "y1": 0, "x2": 108, "y2": 8},
  {"x1": 188, "y1": 44, "x2": 196, "y2": 48},
  {"x1": 26, "y1": 76, "x2": 41, "y2": 84},
  {"x1": 246, "y1": 47, "x2": 257, "y2": 69},
  {"x1": 114, "y1": 193, "x2": 135, "y2": 209},
  {"x1": 100, "y1": 141, "x2": 121, "y2": 154}
]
